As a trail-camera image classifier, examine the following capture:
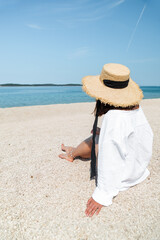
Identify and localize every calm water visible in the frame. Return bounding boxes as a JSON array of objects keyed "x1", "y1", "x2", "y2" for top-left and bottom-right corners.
[{"x1": 0, "y1": 86, "x2": 160, "y2": 108}]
